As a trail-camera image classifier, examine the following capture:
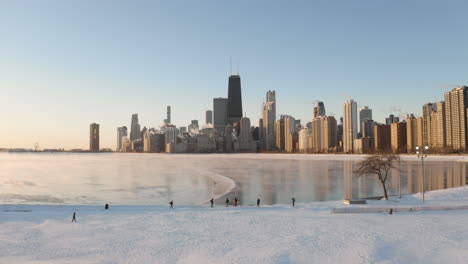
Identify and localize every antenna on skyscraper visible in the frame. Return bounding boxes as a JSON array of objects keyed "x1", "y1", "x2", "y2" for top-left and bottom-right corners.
[
  {"x1": 237, "y1": 62, "x2": 239, "y2": 75},
  {"x1": 230, "y1": 56, "x2": 233, "y2": 75}
]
